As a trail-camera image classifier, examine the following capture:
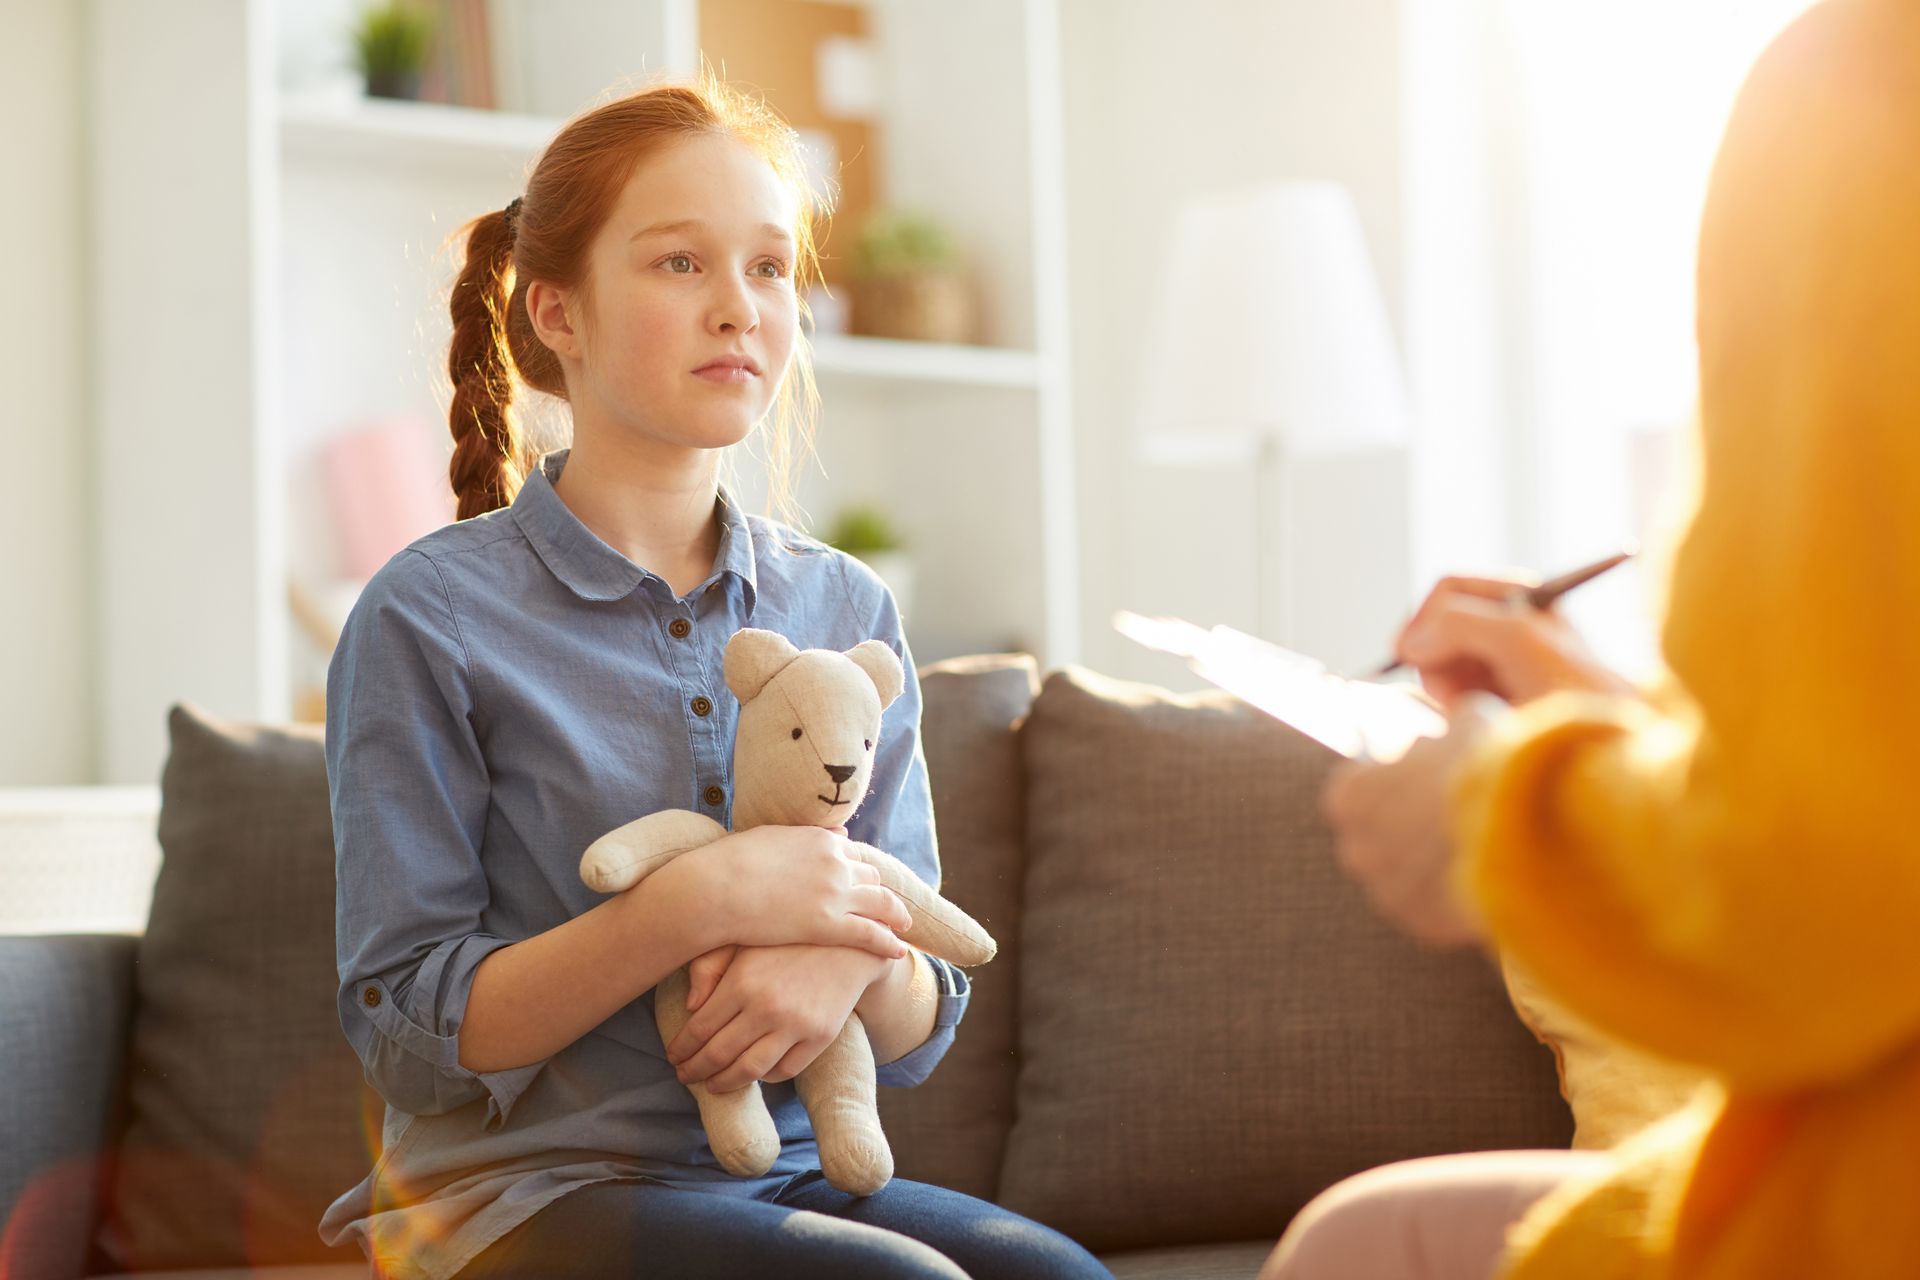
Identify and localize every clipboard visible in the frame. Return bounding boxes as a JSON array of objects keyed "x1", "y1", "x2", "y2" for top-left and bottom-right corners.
[{"x1": 1113, "y1": 611, "x2": 1446, "y2": 762}]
